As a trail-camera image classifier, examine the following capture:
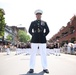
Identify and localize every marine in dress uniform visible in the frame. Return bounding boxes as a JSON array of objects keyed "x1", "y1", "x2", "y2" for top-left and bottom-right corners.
[
  {"x1": 54, "y1": 41, "x2": 60, "y2": 56},
  {"x1": 28, "y1": 9, "x2": 50, "y2": 73},
  {"x1": 6, "y1": 43, "x2": 10, "y2": 55}
]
